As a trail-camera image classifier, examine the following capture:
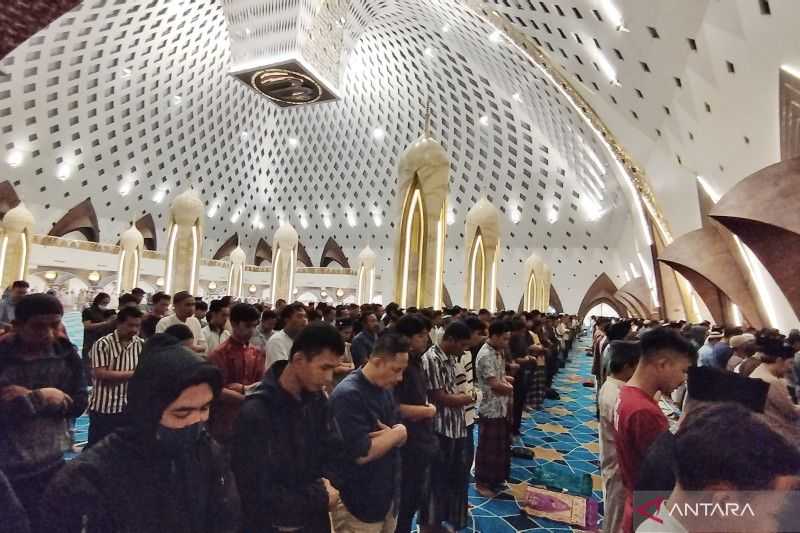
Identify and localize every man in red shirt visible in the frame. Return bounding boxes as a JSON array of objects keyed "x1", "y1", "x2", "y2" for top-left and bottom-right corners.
[
  {"x1": 208, "y1": 303, "x2": 265, "y2": 443},
  {"x1": 613, "y1": 327, "x2": 693, "y2": 533}
]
